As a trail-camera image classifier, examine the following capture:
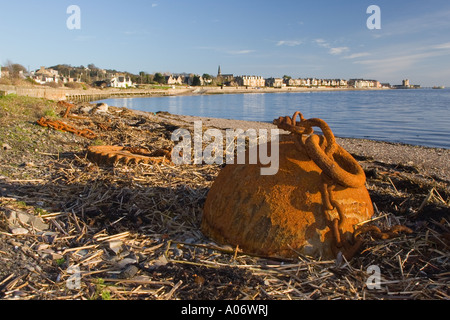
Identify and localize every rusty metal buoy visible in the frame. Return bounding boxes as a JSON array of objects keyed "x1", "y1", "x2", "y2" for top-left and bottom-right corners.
[{"x1": 201, "y1": 112, "x2": 374, "y2": 260}]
